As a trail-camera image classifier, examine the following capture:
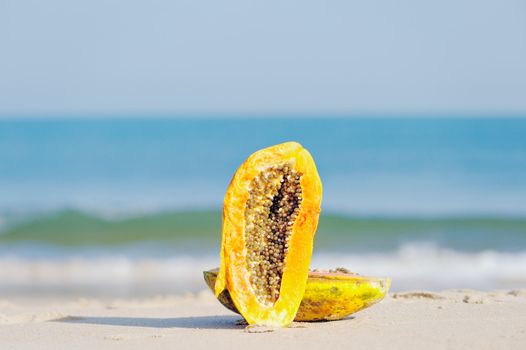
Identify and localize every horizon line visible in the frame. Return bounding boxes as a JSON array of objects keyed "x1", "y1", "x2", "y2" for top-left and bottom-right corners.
[{"x1": 1, "y1": 112, "x2": 526, "y2": 121}]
